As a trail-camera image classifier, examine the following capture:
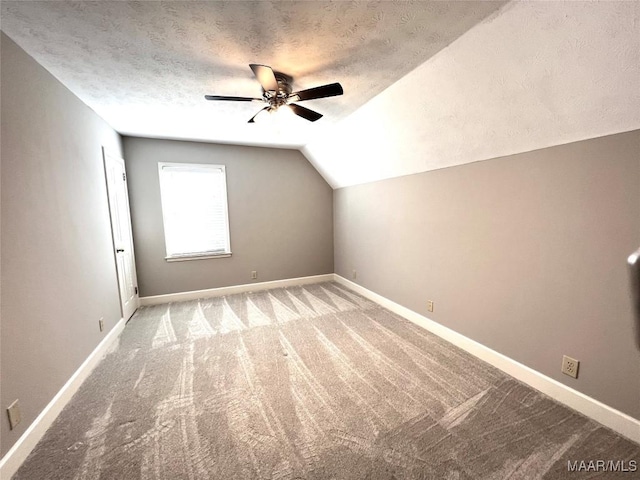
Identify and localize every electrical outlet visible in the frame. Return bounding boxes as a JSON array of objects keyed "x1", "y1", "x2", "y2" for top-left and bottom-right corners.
[
  {"x1": 251, "y1": 271, "x2": 257, "y2": 280},
  {"x1": 352, "y1": 270, "x2": 357, "y2": 280},
  {"x1": 427, "y1": 300, "x2": 434, "y2": 313},
  {"x1": 99, "y1": 318, "x2": 104, "y2": 332},
  {"x1": 7, "y1": 400, "x2": 21, "y2": 430},
  {"x1": 561, "y1": 355, "x2": 579, "y2": 379}
]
